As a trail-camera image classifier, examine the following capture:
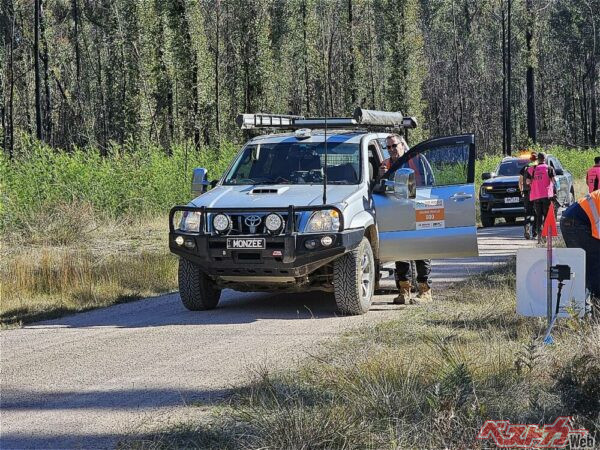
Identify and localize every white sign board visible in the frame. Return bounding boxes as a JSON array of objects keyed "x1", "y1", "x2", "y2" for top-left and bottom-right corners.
[{"x1": 516, "y1": 248, "x2": 586, "y2": 318}]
